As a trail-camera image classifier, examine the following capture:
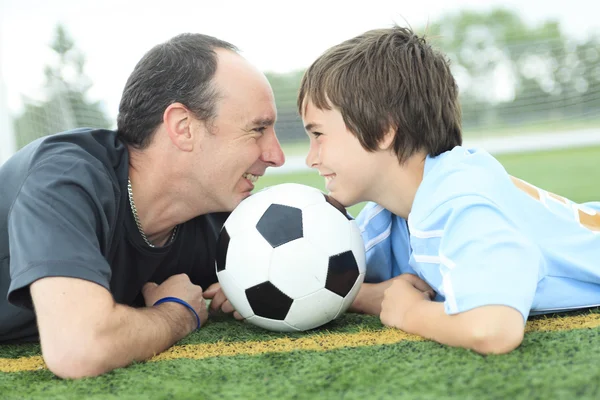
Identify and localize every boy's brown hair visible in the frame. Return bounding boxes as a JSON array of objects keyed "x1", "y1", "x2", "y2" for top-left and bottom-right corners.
[{"x1": 297, "y1": 26, "x2": 462, "y2": 163}]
